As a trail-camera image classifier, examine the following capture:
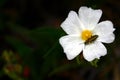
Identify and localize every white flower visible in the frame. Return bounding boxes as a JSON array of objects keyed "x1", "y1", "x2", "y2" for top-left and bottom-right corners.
[{"x1": 59, "y1": 6, "x2": 115, "y2": 62}]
